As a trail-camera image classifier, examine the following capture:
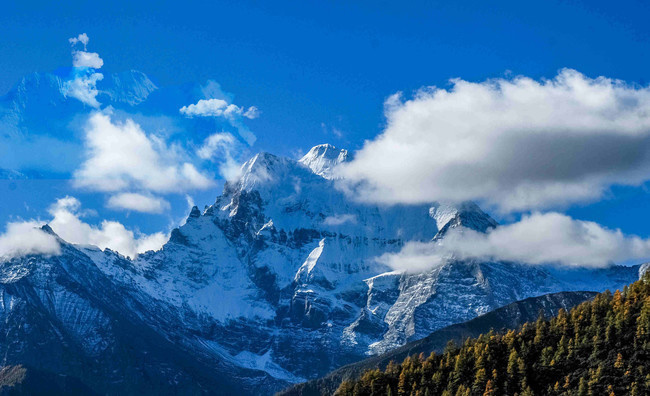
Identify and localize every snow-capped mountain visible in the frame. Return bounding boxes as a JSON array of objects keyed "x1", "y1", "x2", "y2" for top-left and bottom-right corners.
[
  {"x1": 0, "y1": 72, "x2": 644, "y2": 393},
  {"x1": 0, "y1": 143, "x2": 643, "y2": 394}
]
